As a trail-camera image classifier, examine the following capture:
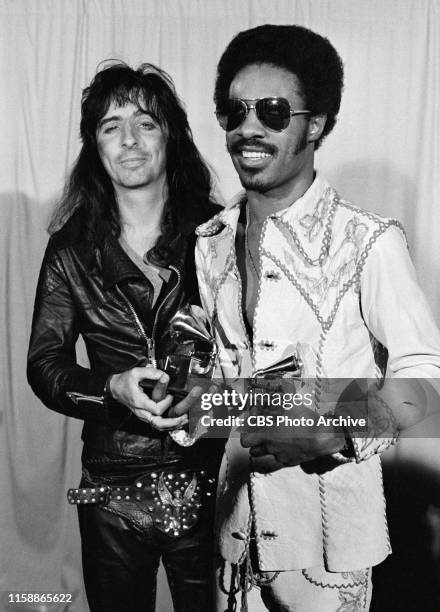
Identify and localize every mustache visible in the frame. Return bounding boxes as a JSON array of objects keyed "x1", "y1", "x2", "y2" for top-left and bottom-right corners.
[{"x1": 227, "y1": 138, "x2": 277, "y2": 156}]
